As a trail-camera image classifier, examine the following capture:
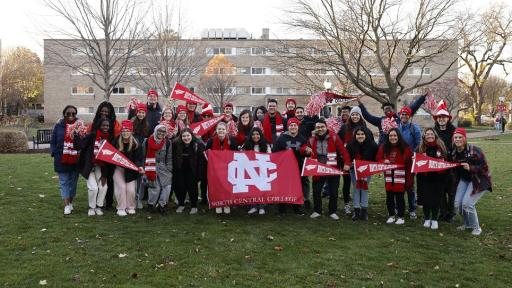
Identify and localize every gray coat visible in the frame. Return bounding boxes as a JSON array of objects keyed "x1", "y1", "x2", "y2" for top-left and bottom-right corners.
[{"x1": 143, "y1": 138, "x2": 173, "y2": 187}]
